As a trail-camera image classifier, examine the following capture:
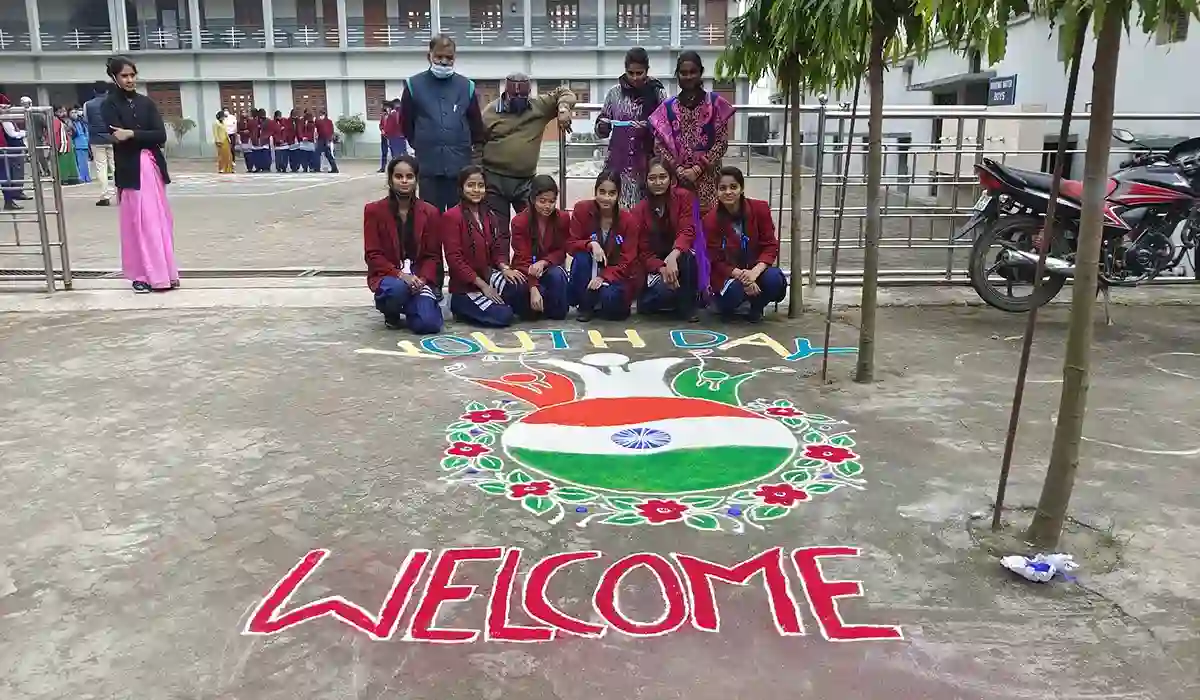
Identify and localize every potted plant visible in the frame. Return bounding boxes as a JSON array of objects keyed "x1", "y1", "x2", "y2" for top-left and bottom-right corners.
[{"x1": 335, "y1": 113, "x2": 366, "y2": 158}]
